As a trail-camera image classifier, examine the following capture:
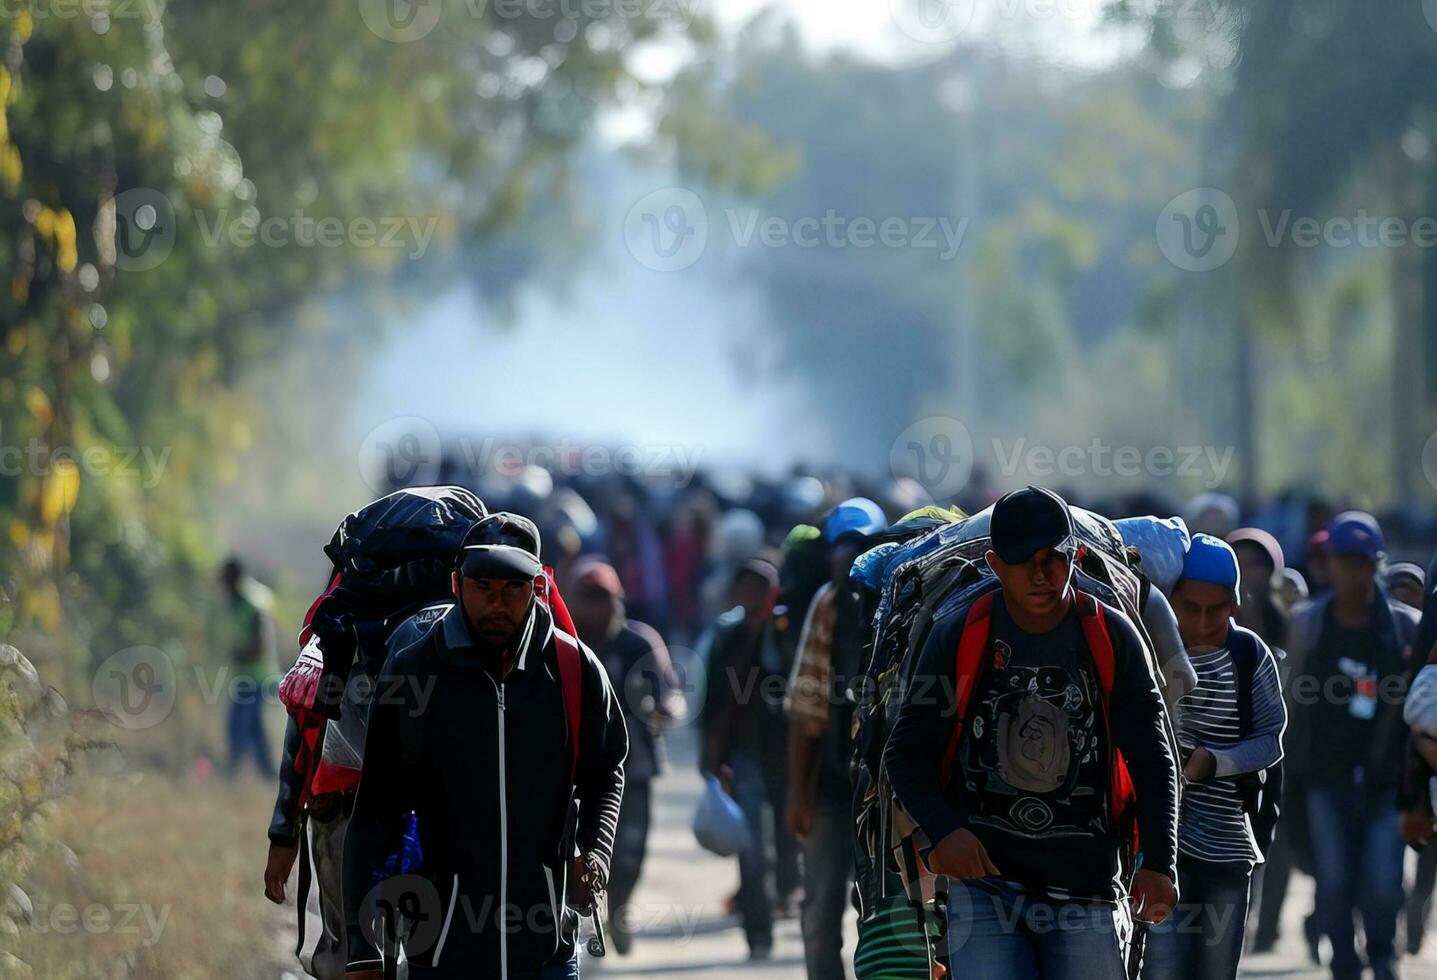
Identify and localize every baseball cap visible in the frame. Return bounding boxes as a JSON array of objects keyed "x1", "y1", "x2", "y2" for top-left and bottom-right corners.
[
  {"x1": 824, "y1": 497, "x2": 887, "y2": 543},
  {"x1": 1328, "y1": 511, "x2": 1385, "y2": 560},
  {"x1": 1386, "y1": 561, "x2": 1425, "y2": 590},
  {"x1": 1227, "y1": 527, "x2": 1285, "y2": 576},
  {"x1": 989, "y1": 486, "x2": 1075, "y2": 565},
  {"x1": 1180, "y1": 533, "x2": 1241, "y2": 603},
  {"x1": 456, "y1": 512, "x2": 543, "y2": 580}
]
